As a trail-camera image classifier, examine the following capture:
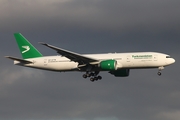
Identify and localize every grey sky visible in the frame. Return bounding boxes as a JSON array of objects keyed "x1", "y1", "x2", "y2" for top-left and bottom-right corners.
[{"x1": 0, "y1": 0, "x2": 180, "y2": 120}]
